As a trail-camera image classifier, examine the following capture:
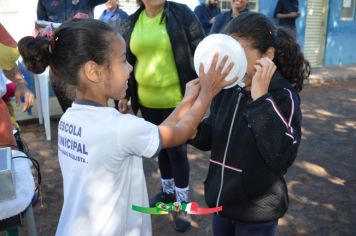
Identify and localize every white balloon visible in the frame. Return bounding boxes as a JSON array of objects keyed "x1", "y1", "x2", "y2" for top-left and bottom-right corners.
[{"x1": 194, "y1": 34, "x2": 247, "y2": 89}]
